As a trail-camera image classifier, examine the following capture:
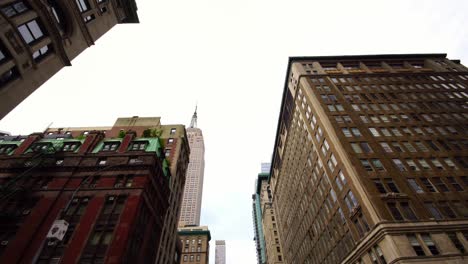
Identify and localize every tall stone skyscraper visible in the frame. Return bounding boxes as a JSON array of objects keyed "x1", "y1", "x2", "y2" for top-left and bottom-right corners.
[
  {"x1": 179, "y1": 107, "x2": 205, "y2": 226},
  {"x1": 215, "y1": 240, "x2": 226, "y2": 264},
  {"x1": 0, "y1": 0, "x2": 139, "y2": 119},
  {"x1": 269, "y1": 54, "x2": 468, "y2": 263}
]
